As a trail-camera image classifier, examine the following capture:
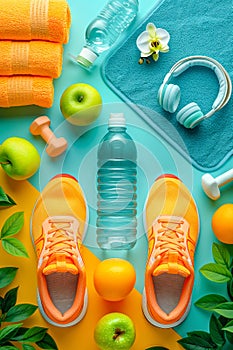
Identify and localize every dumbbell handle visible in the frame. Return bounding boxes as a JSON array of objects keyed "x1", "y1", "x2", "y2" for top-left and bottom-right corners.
[
  {"x1": 40, "y1": 125, "x2": 55, "y2": 143},
  {"x1": 215, "y1": 169, "x2": 233, "y2": 187}
]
